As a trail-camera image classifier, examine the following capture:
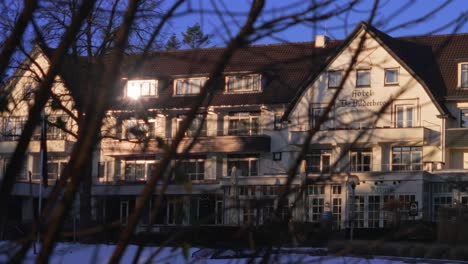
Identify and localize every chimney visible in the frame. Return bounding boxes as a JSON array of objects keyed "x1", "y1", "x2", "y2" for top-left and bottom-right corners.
[{"x1": 315, "y1": 35, "x2": 330, "y2": 48}]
